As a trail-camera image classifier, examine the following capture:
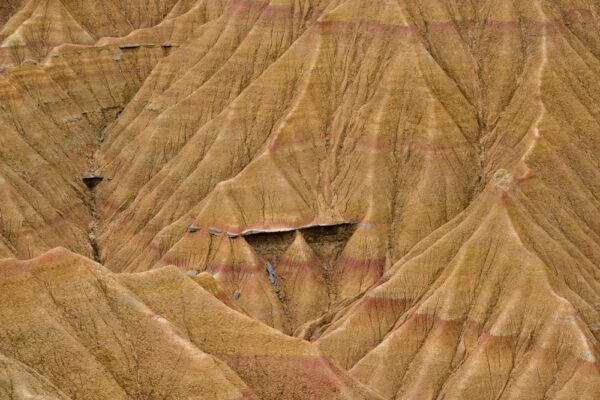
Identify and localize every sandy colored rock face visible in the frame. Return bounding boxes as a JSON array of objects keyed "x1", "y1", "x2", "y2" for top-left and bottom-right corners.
[{"x1": 1, "y1": 0, "x2": 600, "y2": 398}]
